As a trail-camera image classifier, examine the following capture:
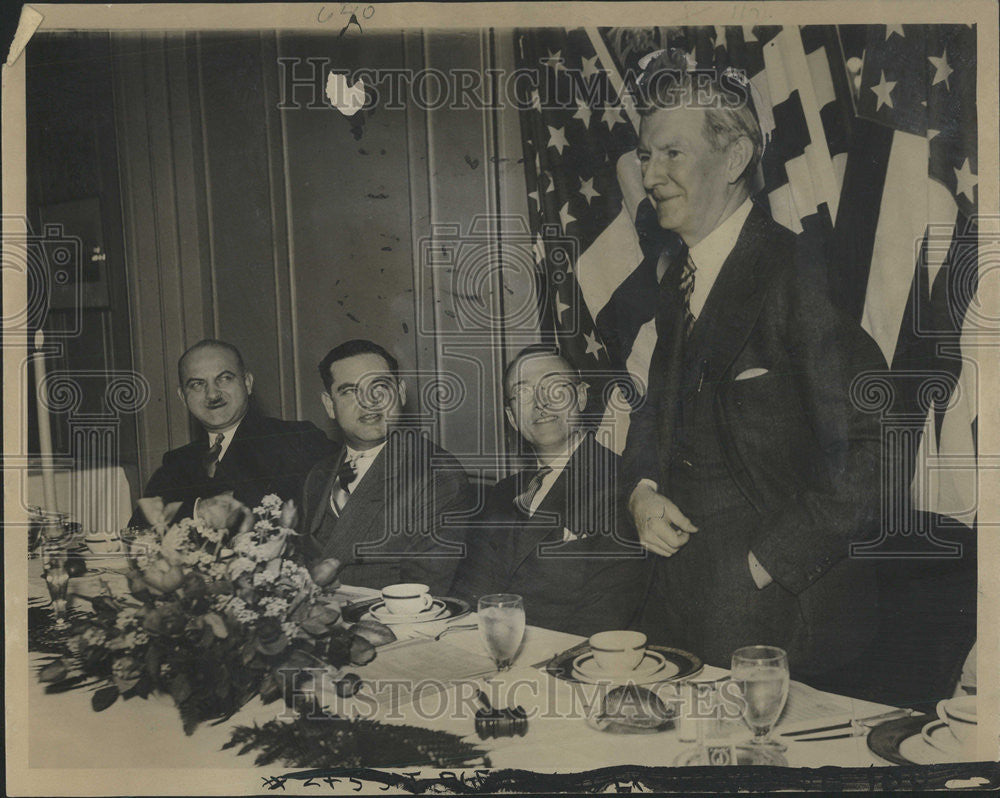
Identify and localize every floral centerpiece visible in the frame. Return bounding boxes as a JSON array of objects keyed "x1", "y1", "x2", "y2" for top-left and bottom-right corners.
[{"x1": 36, "y1": 495, "x2": 391, "y2": 734}]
